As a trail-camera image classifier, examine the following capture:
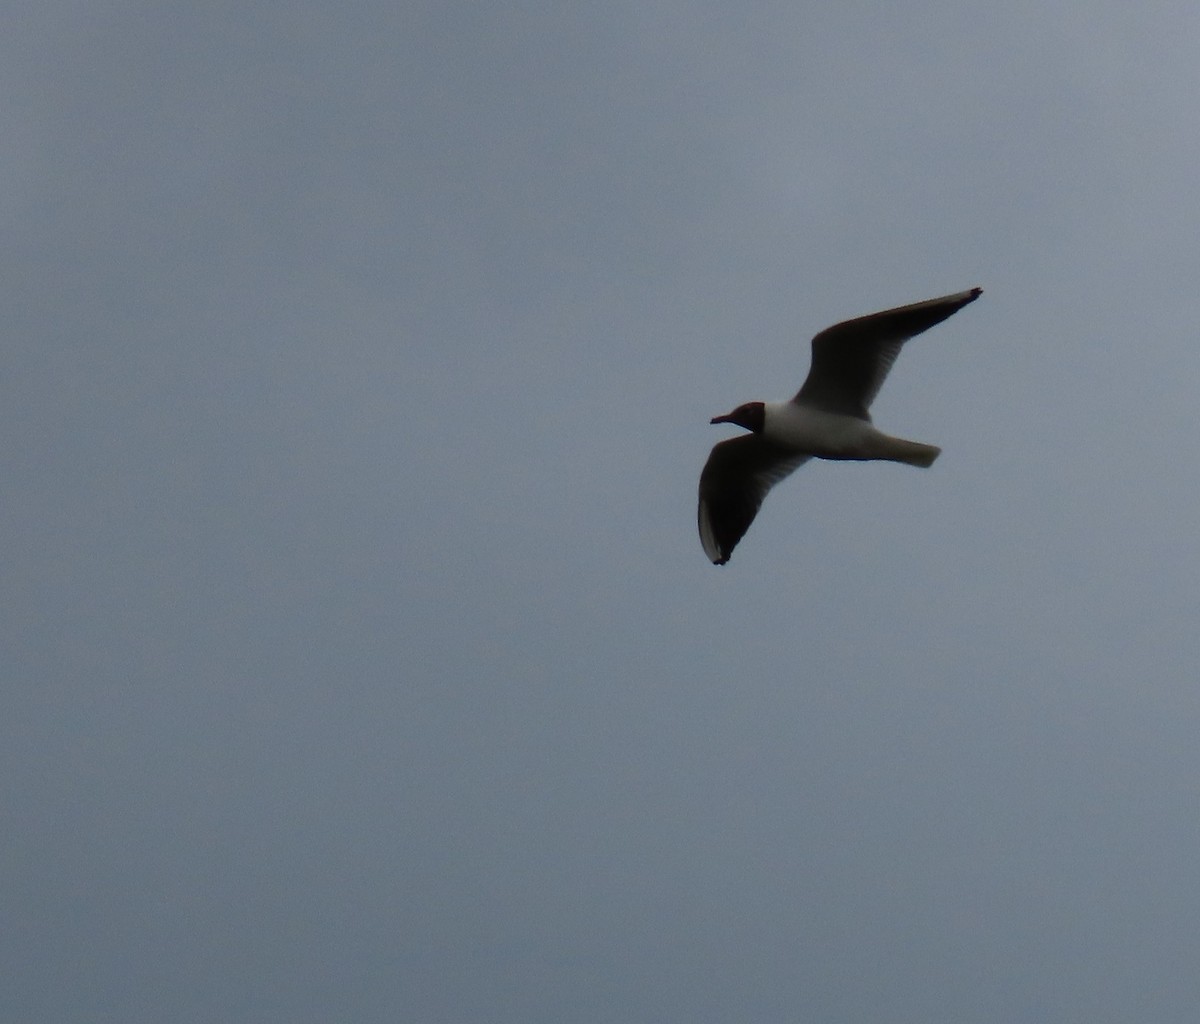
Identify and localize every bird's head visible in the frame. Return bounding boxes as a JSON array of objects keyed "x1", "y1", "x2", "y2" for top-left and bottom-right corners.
[{"x1": 710, "y1": 401, "x2": 765, "y2": 433}]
